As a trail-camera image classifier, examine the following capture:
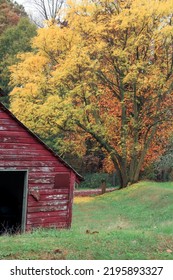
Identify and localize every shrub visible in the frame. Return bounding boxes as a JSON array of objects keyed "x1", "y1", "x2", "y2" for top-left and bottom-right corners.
[{"x1": 77, "y1": 172, "x2": 119, "y2": 189}]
